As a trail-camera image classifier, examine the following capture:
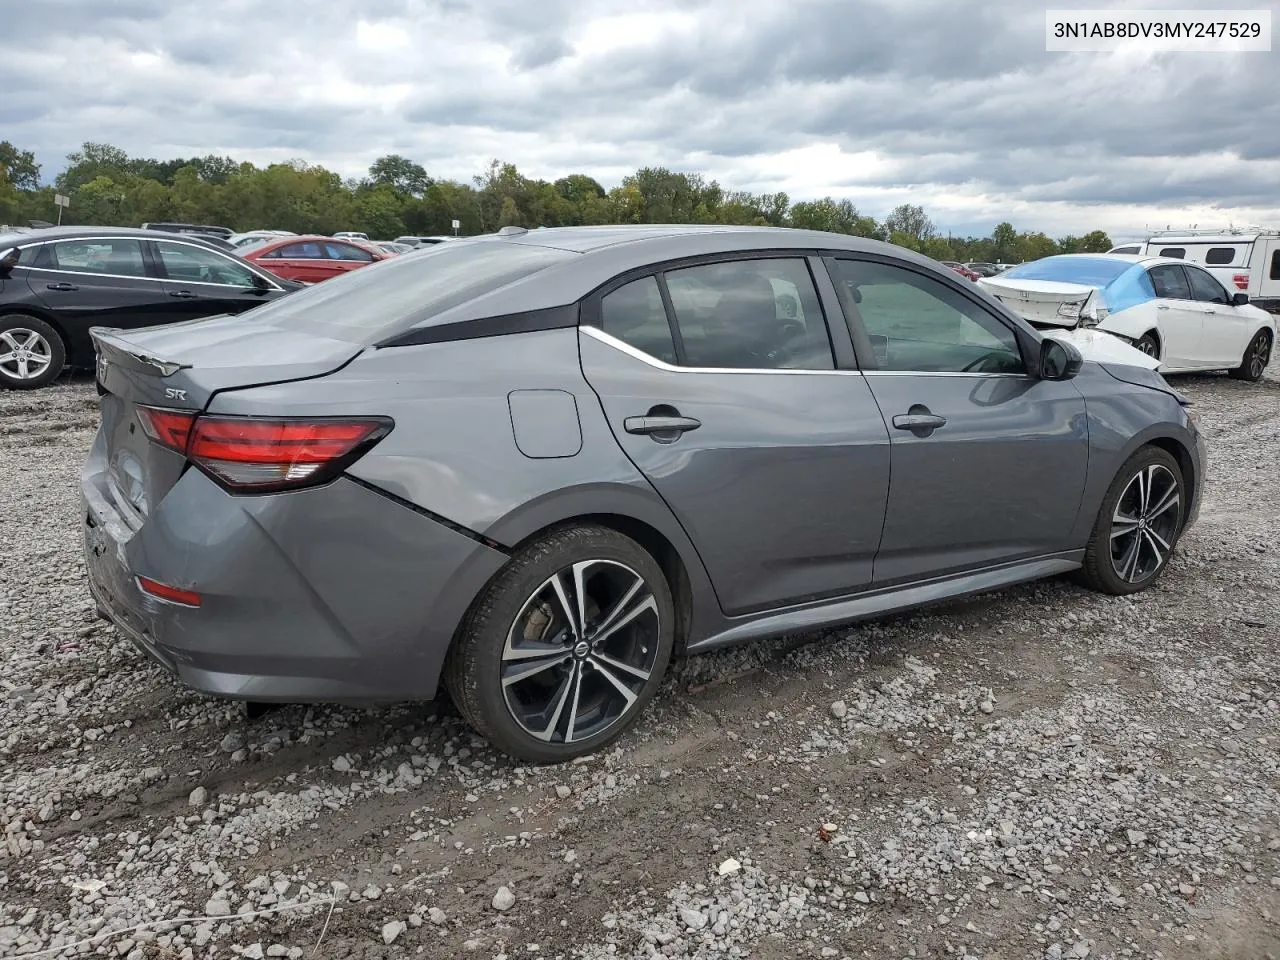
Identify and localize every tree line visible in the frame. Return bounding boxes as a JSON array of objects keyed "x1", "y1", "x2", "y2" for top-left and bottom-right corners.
[{"x1": 1, "y1": 140, "x2": 1113, "y2": 263}]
